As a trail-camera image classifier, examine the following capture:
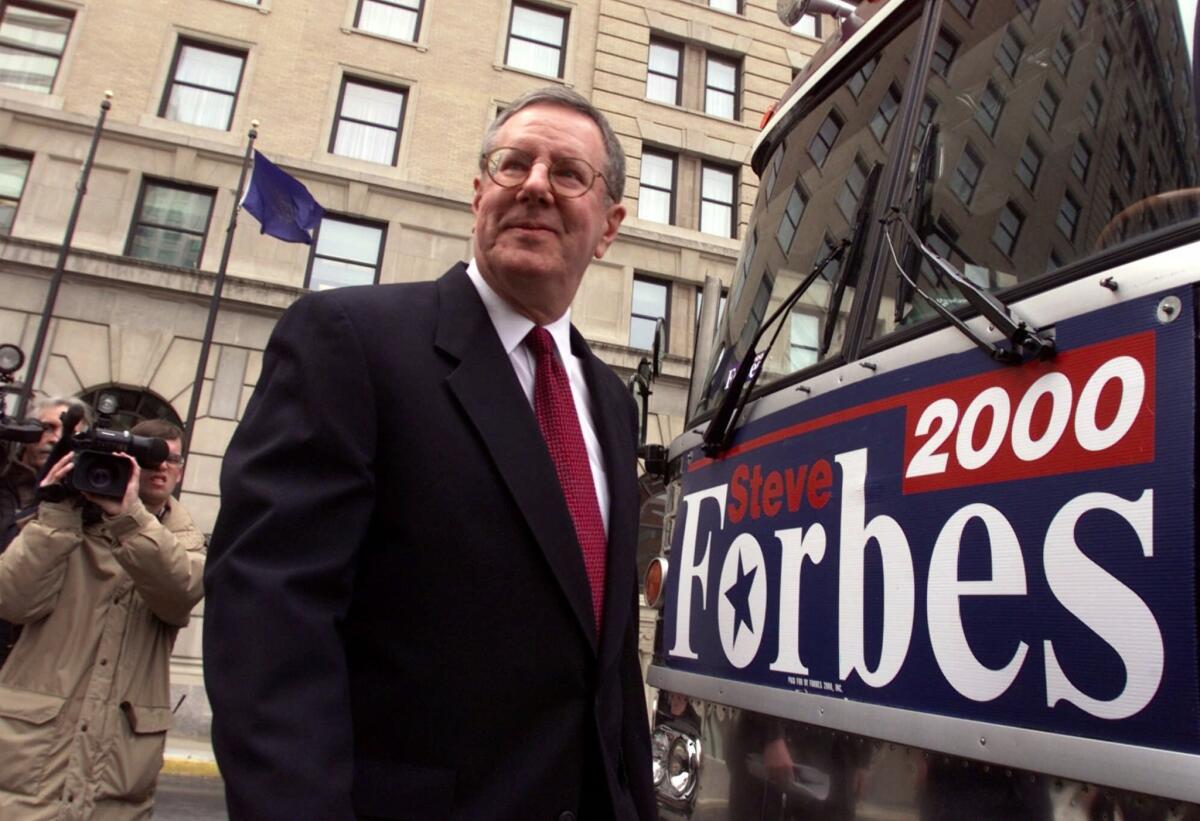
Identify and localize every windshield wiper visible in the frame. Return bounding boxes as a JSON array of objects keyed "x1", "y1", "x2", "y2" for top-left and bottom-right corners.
[
  {"x1": 820, "y1": 162, "x2": 883, "y2": 359},
  {"x1": 701, "y1": 240, "x2": 848, "y2": 457},
  {"x1": 883, "y1": 208, "x2": 1055, "y2": 364}
]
